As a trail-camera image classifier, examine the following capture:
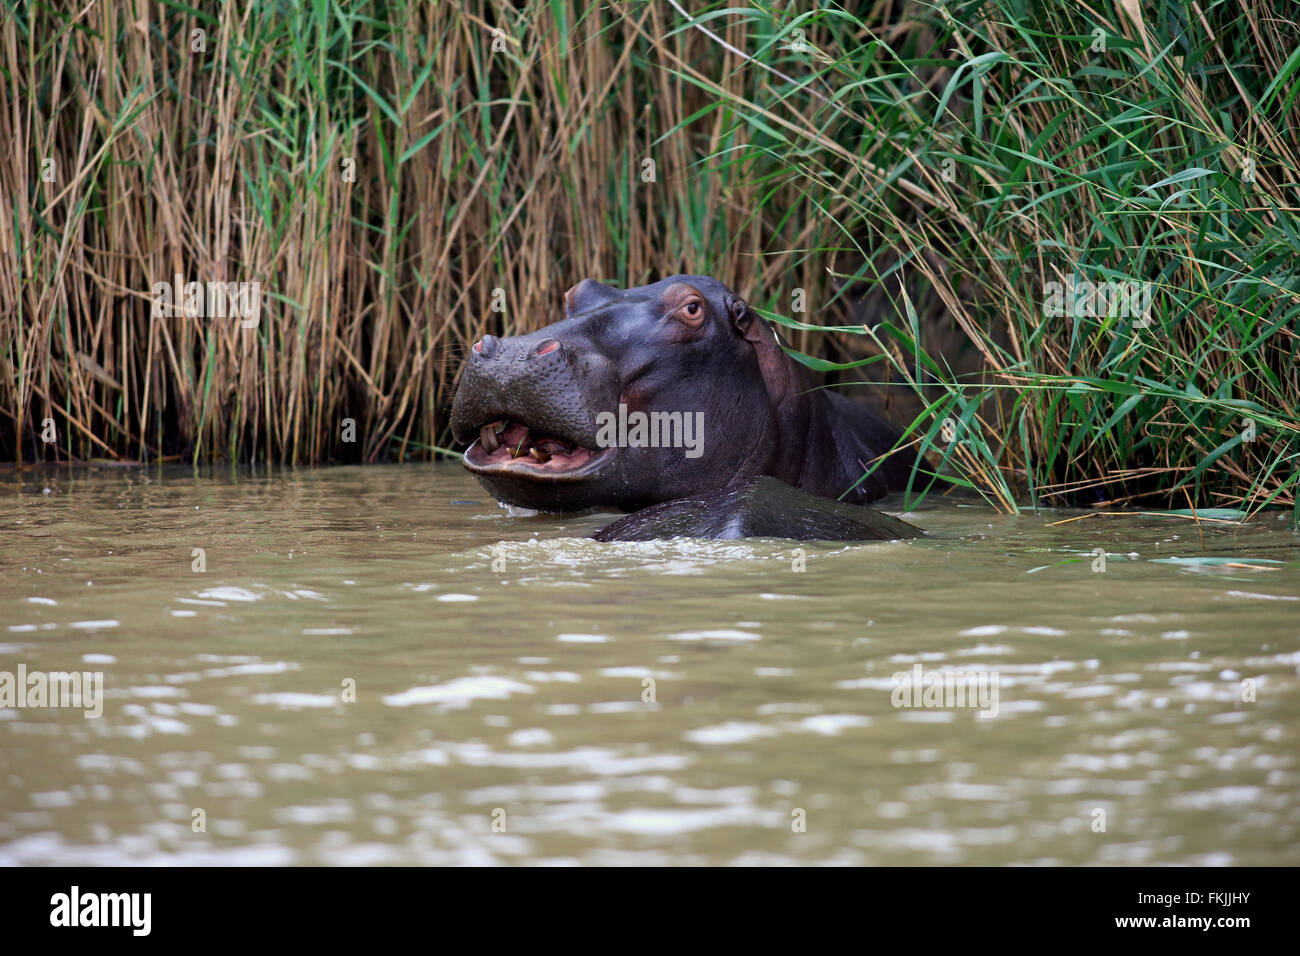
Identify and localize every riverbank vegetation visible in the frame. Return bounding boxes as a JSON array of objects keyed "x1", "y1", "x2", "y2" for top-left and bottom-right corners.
[{"x1": 2, "y1": 1, "x2": 1296, "y2": 517}]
